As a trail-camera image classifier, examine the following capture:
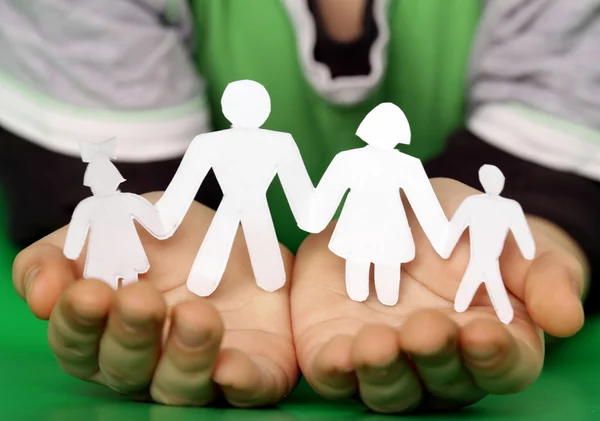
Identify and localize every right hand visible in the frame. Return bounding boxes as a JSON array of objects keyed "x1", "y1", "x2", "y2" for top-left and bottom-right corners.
[
  {"x1": 13, "y1": 192, "x2": 298, "y2": 407},
  {"x1": 291, "y1": 178, "x2": 587, "y2": 414}
]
